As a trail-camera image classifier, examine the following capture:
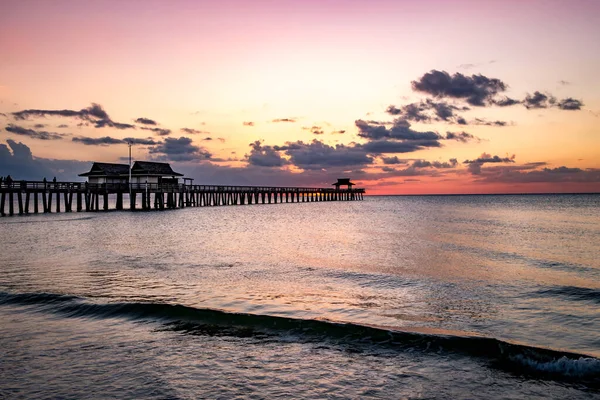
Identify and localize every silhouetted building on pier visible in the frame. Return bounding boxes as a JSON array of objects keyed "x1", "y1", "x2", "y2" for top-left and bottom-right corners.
[
  {"x1": 78, "y1": 162, "x2": 129, "y2": 185},
  {"x1": 79, "y1": 161, "x2": 185, "y2": 185}
]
